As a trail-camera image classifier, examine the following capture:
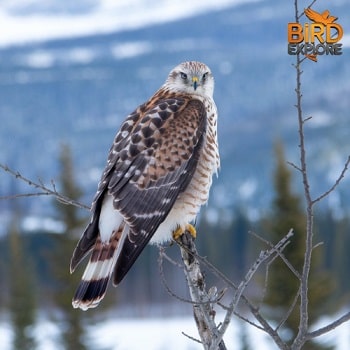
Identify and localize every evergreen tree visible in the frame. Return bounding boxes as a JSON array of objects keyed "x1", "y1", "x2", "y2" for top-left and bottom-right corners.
[
  {"x1": 197, "y1": 207, "x2": 250, "y2": 281},
  {"x1": 317, "y1": 212, "x2": 350, "y2": 303},
  {"x1": 263, "y1": 141, "x2": 334, "y2": 349},
  {"x1": 51, "y1": 143, "x2": 89, "y2": 350},
  {"x1": 334, "y1": 217, "x2": 350, "y2": 299},
  {"x1": 8, "y1": 213, "x2": 37, "y2": 350}
]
